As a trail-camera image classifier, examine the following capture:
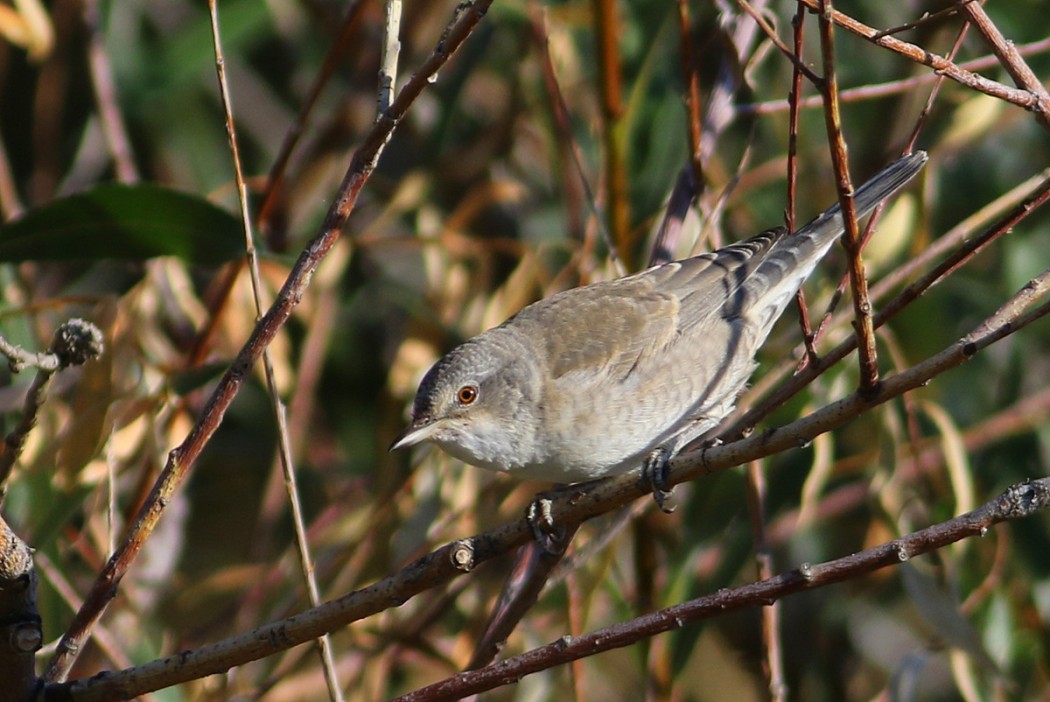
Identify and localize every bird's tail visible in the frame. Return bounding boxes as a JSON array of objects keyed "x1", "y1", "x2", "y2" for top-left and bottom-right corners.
[{"x1": 738, "y1": 150, "x2": 928, "y2": 327}]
